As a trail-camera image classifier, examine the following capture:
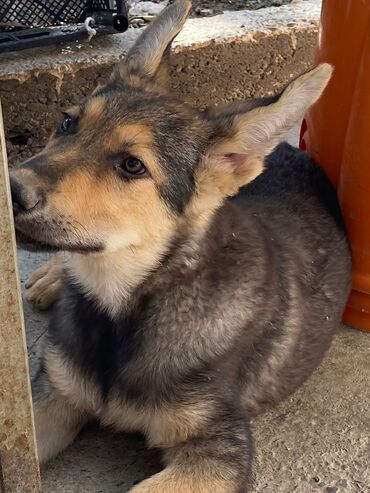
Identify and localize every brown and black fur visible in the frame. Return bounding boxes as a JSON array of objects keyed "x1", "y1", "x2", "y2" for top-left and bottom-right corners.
[{"x1": 10, "y1": 1, "x2": 351, "y2": 491}]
